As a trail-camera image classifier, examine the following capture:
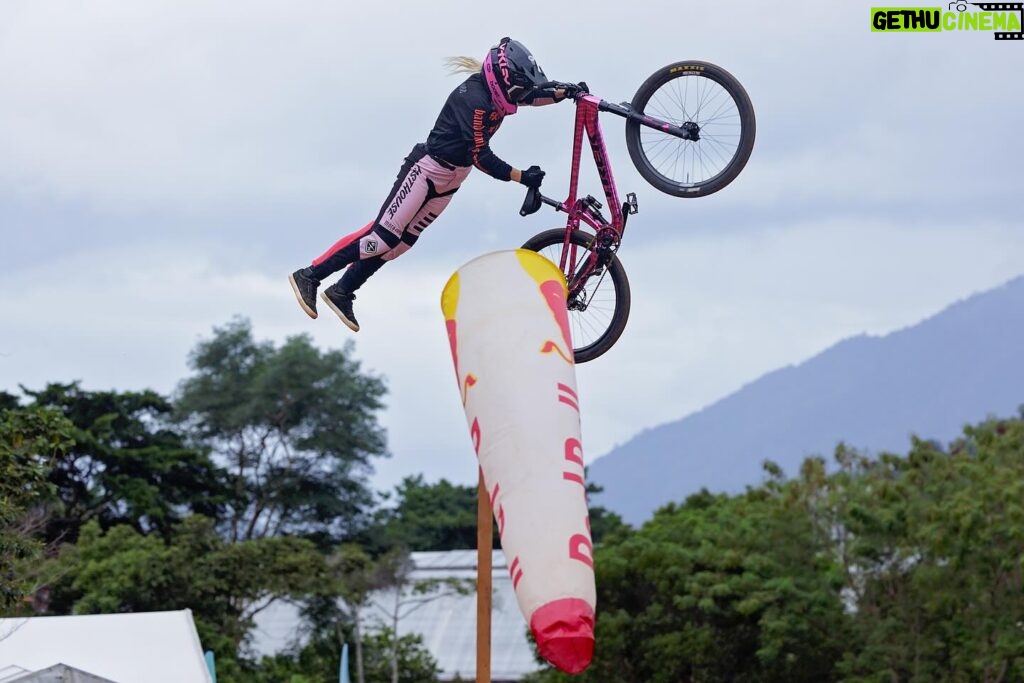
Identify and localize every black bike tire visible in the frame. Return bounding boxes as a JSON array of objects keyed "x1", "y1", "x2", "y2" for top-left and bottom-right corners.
[
  {"x1": 625, "y1": 60, "x2": 755, "y2": 198},
  {"x1": 521, "y1": 228, "x2": 631, "y2": 364}
]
